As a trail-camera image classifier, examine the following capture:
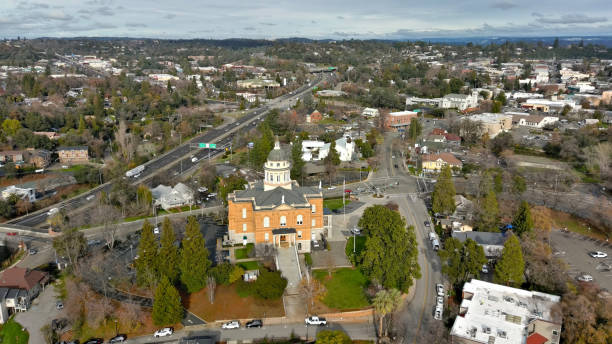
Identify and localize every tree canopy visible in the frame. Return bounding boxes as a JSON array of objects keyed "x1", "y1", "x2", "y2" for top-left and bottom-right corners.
[
  {"x1": 512, "y1": 201, "x2": 534, "y2": 237},
  {"x1": 438, "y1": 237, "x2": 487, "y2": 288},
  {"x1": 179, "y1": 216, "x2": 211, "y2": 293},
  {"x1": 135, "y1": 219, "x2": 159, "y2": 286},
  {"x1": 157, "y1": 217, "x2": 179, "y2": 282},
  {"x1": 432, "y1": 165, "x2": 456, "y2": 215},
  {"x1": 494, "y1": 235, "x2": 525, "y2": 287},
  {"x1": 316, "y1": 330, "x2": 352, "y2": 344},
  {"x1": 358, "y1": 205, "x2": 421, "y2": 292},
  {"x1": 152, "y1": 275, "x2": 183, "y2": 326}
]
